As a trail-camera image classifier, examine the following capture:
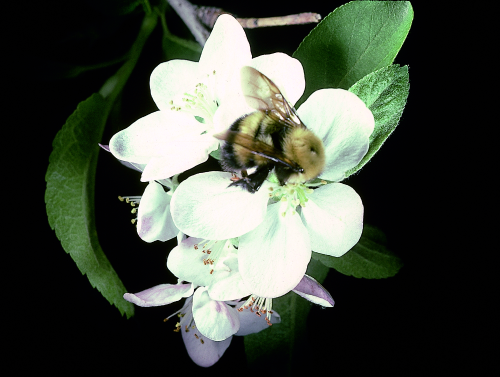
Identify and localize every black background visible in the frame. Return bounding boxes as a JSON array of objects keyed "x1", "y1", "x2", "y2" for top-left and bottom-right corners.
[{"x1": 10, "y1": 1, "x2": 469, "y2": 375}]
